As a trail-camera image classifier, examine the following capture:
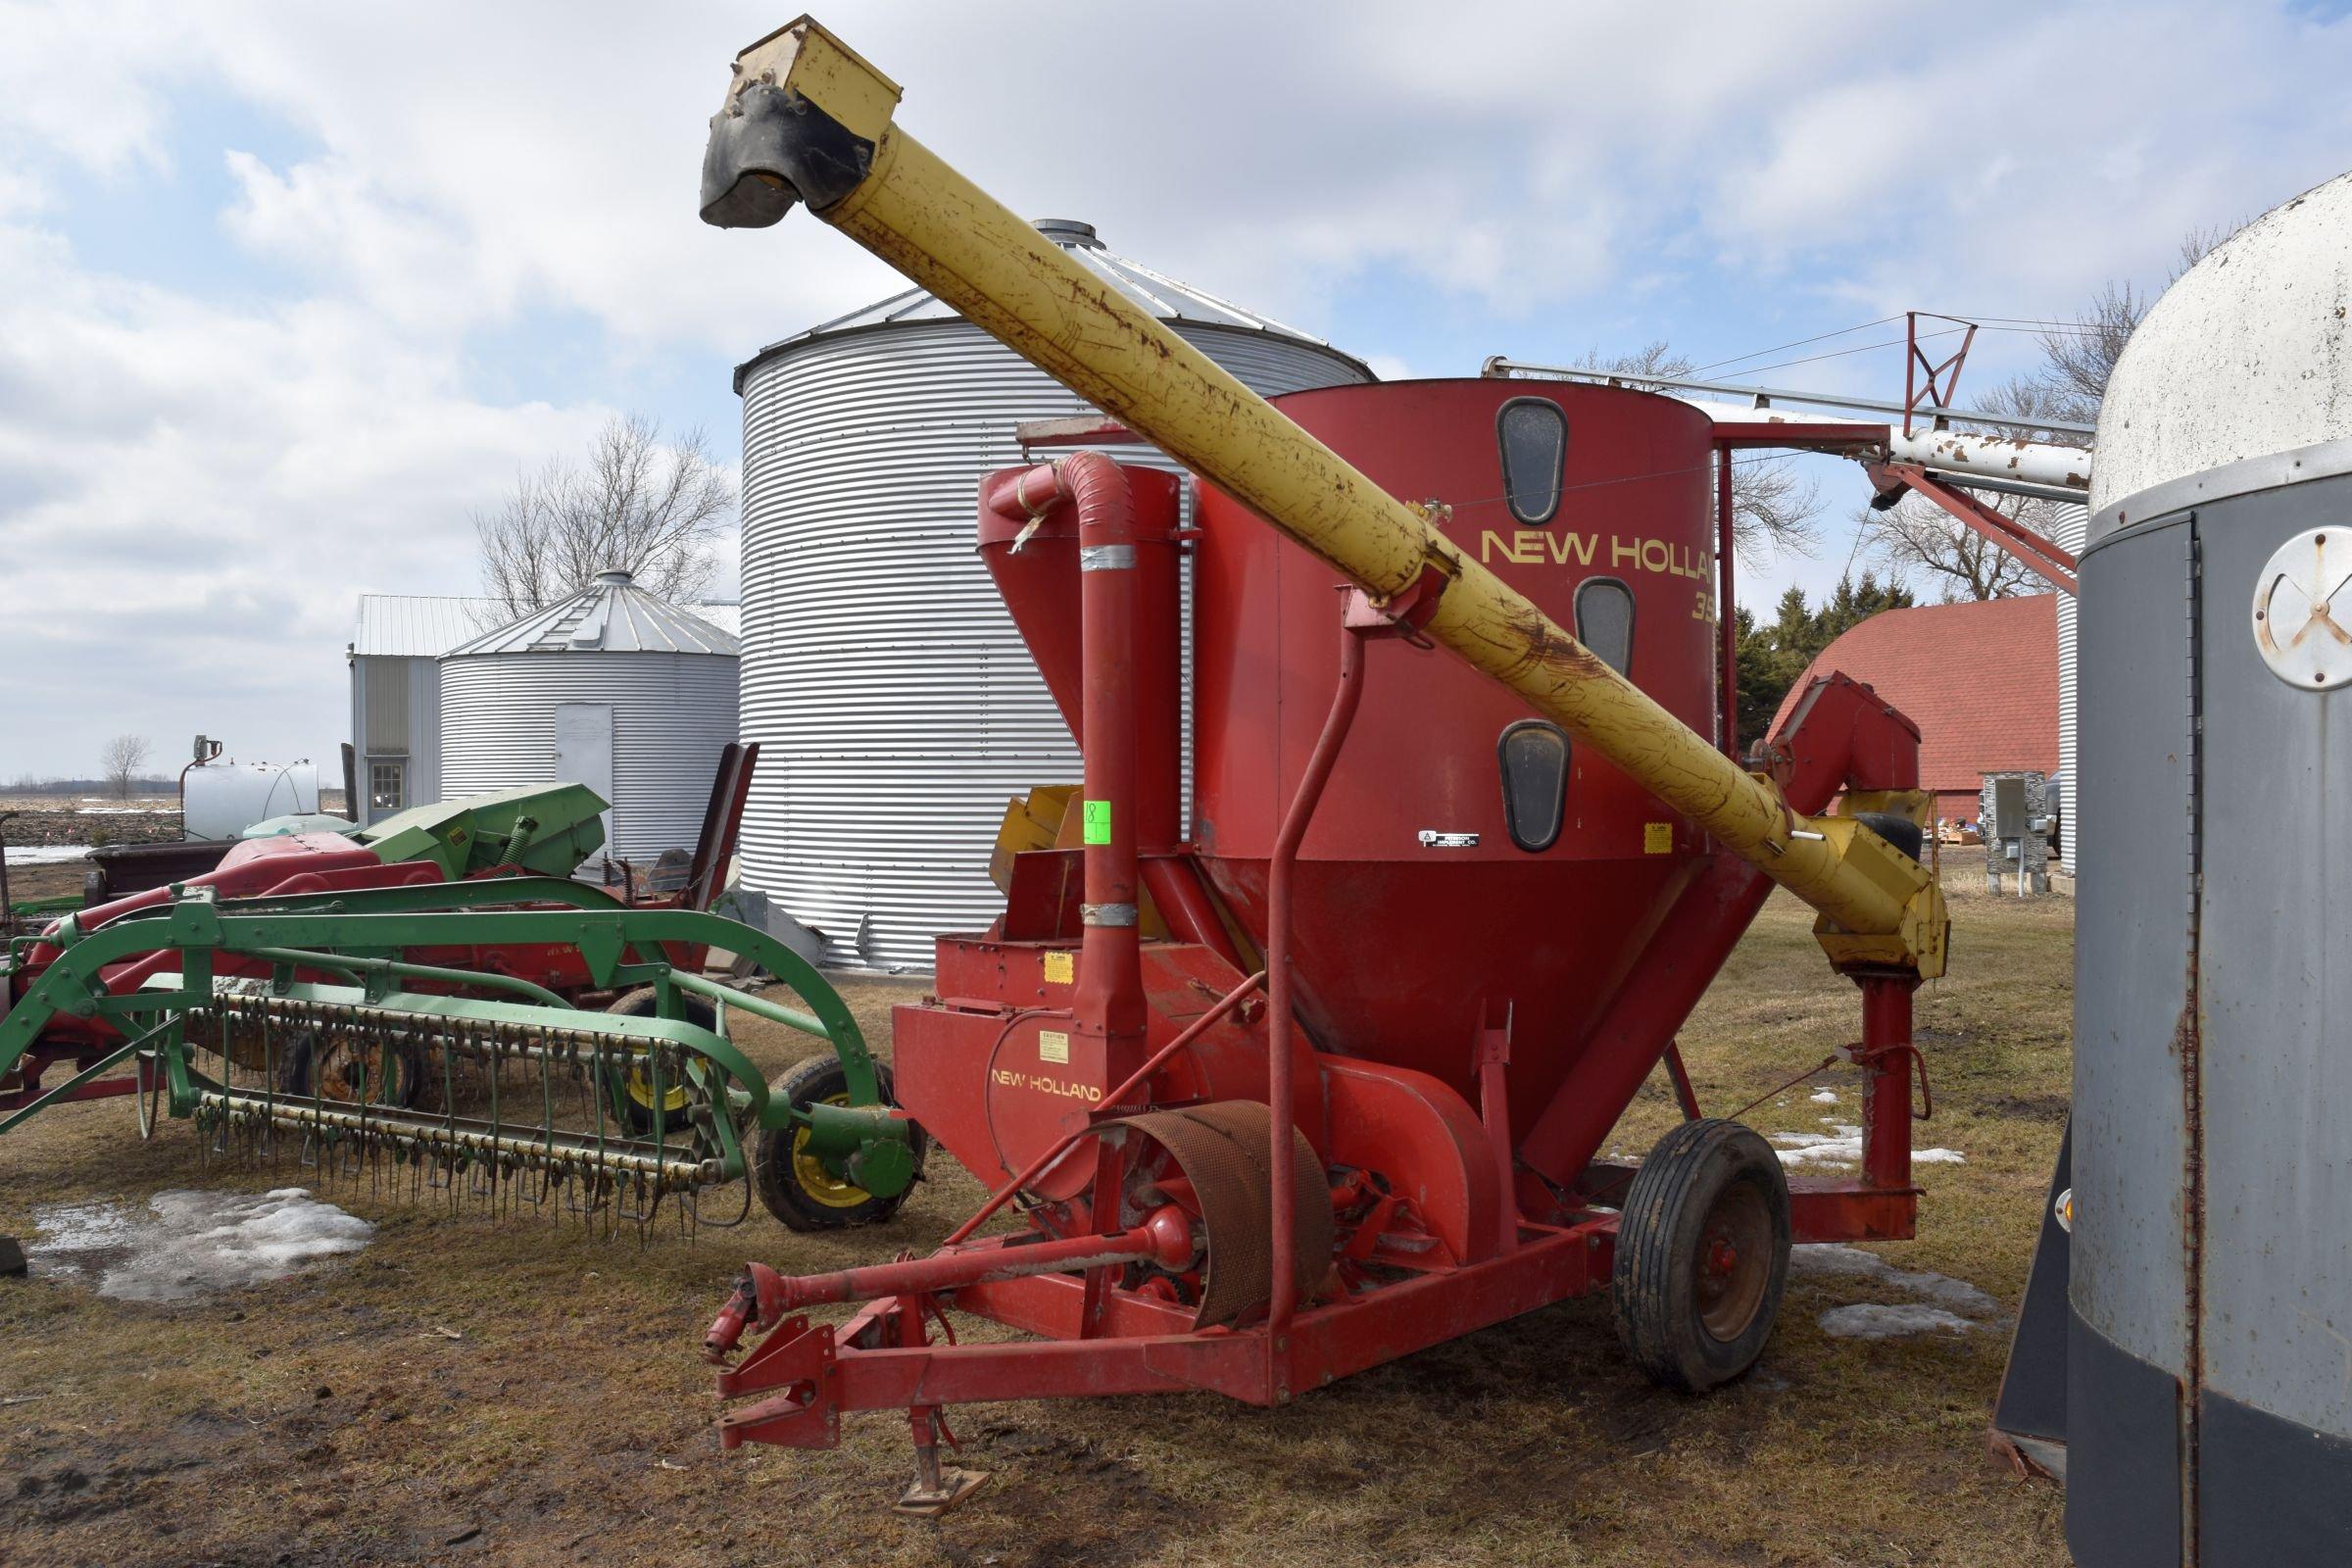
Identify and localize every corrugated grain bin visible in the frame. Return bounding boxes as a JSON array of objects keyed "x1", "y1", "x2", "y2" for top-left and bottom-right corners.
[
  {"x1": 438, "y1": 570, "x2": 738, "y2": 864},
  {"x1": 2068, "y1": 169, "x2": 2352, "y2": 1568},
  {"x1": 733, "y1": 219, "x2": 1373, "y2": 967}
]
